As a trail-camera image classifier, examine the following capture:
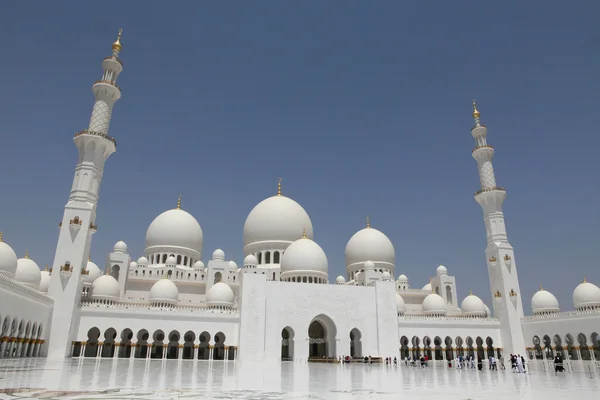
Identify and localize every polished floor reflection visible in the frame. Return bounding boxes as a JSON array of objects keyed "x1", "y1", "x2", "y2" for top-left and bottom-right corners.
[{"x1": 0, "y1": 358, "x2": 599, "y2": 399}]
